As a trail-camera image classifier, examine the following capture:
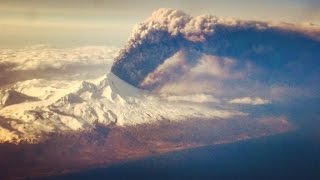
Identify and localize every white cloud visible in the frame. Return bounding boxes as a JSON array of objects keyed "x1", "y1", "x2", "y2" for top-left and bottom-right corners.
[
  {"x1": 0, "y1": 45, "x2": 120, "y2": 87},
  {"x1": 164, "y1": 94, "x2": 220, "y2": 103},
  {"x1": 229, "y1": 97, "x2": 270, "y2": 105},
  {"x1": 0, "y1": 45, "x2": 119, "y2": 71}
]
